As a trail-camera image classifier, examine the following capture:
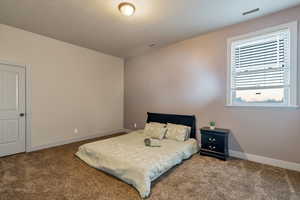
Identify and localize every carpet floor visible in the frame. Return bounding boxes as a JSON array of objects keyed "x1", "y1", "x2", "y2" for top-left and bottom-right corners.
[{"x1": 0, "y1": 133, "x2": 300, "y2": 200}]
